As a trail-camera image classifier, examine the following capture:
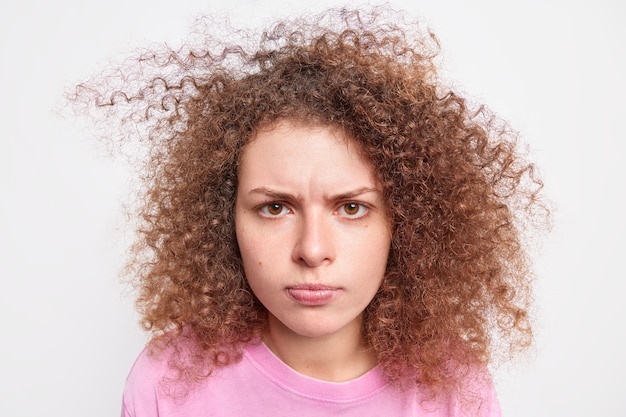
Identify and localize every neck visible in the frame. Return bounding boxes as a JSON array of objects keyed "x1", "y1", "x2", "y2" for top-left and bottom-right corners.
[{"x1": 262, "y1": 314, "x2": 377, "y2": 382}]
